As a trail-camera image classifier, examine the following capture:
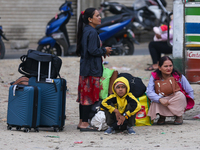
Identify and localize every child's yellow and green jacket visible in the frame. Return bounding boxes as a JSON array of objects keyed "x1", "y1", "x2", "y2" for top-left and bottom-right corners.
[{"x1": 101, "y1": 77, "x2": 141, "y2": 117}]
